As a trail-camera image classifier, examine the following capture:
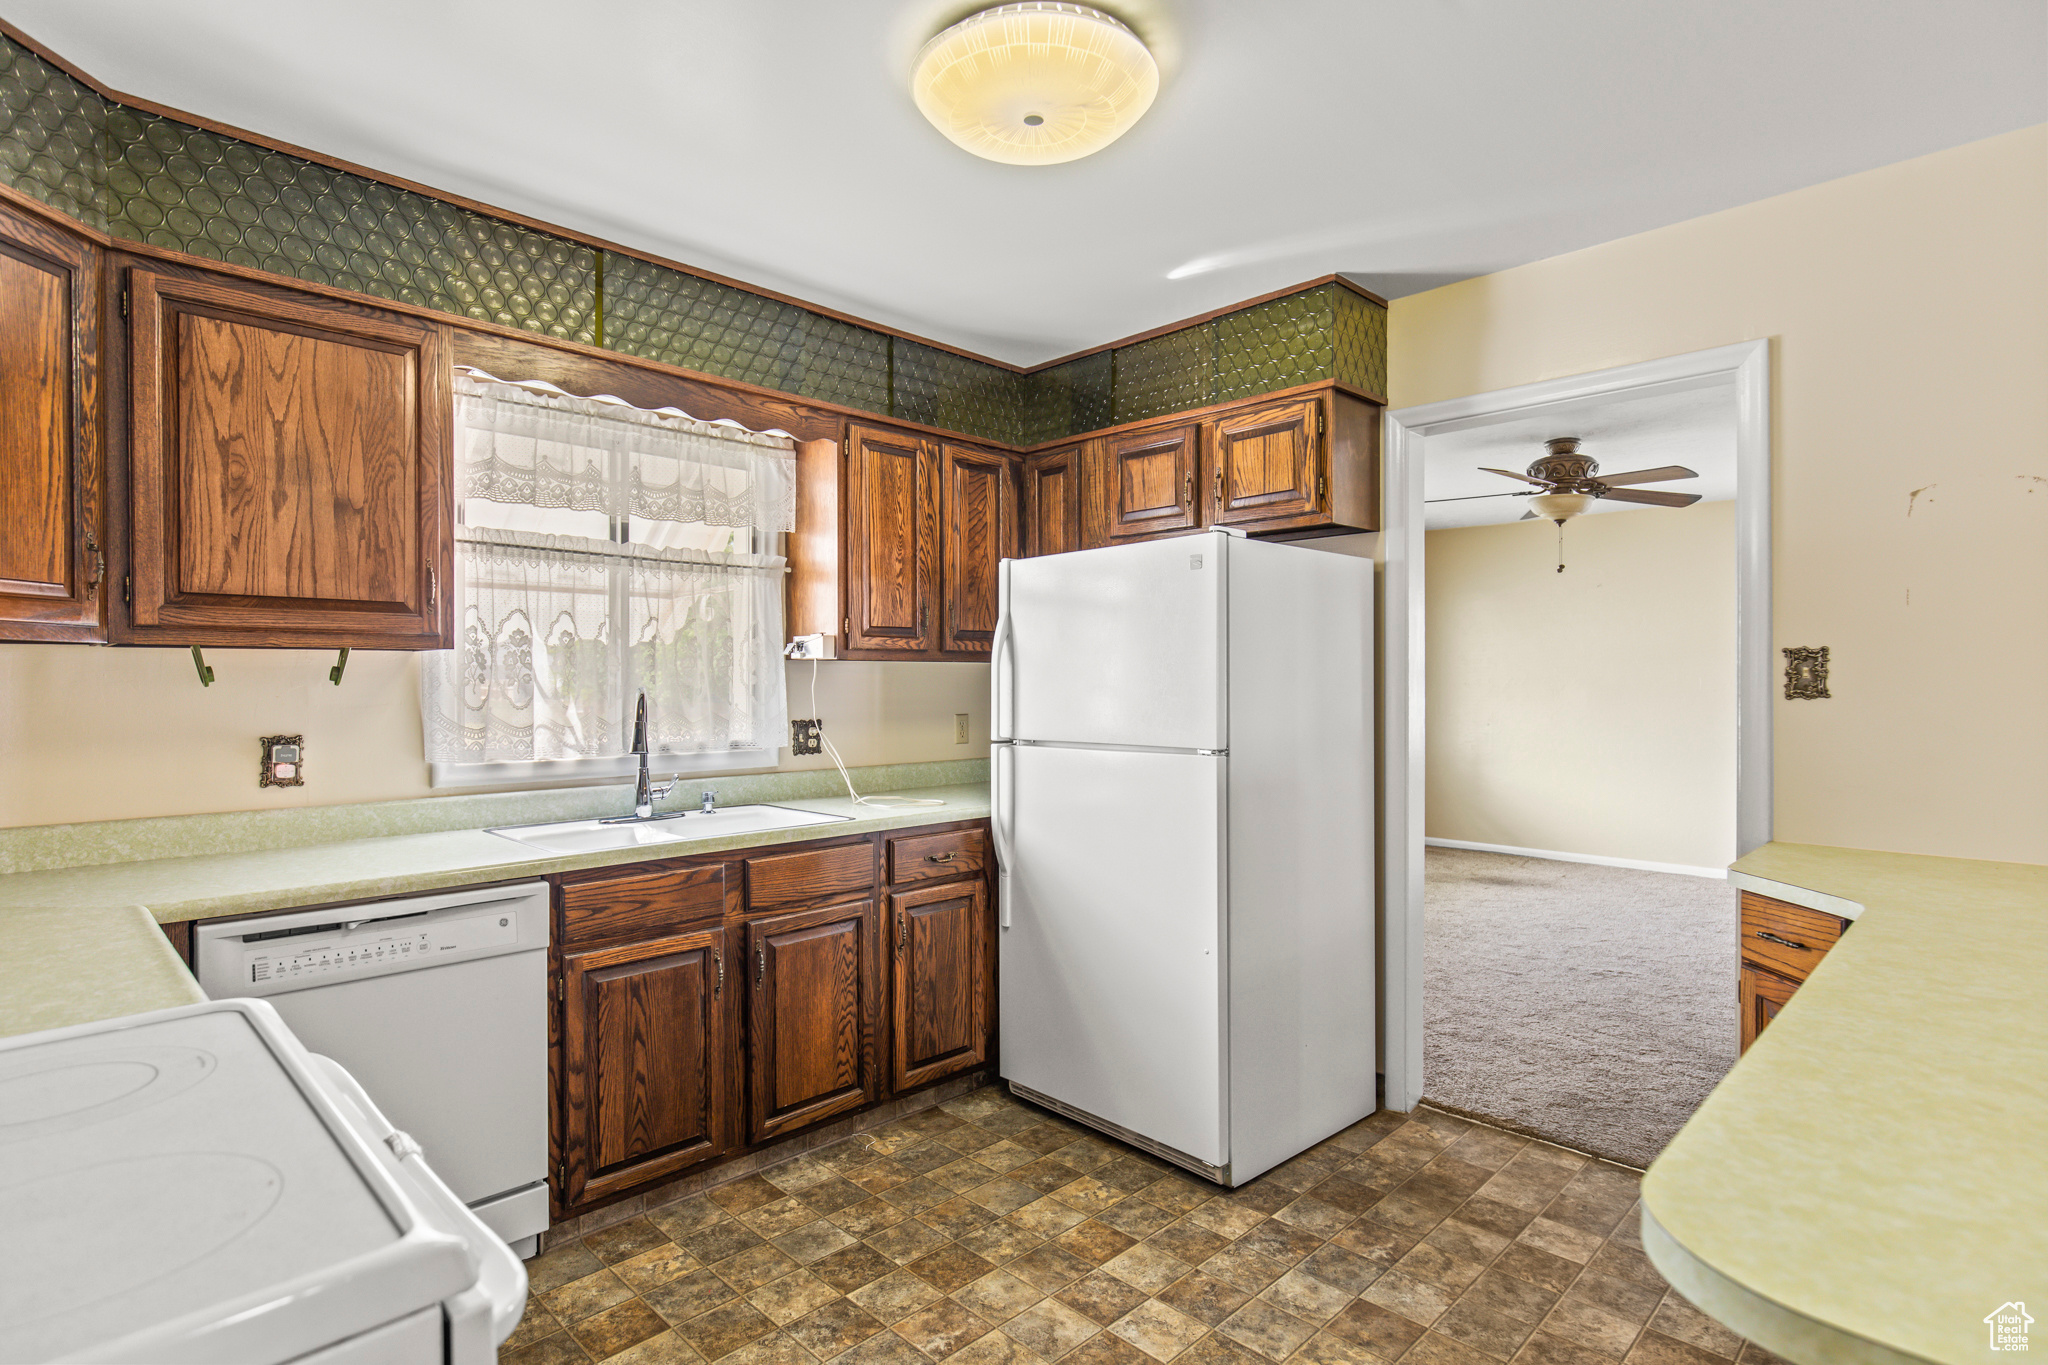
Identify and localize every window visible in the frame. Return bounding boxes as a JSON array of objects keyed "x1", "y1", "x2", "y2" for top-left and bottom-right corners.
[{"x1": 422, "y1": 371, "x2": 793, "y2": 786}]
